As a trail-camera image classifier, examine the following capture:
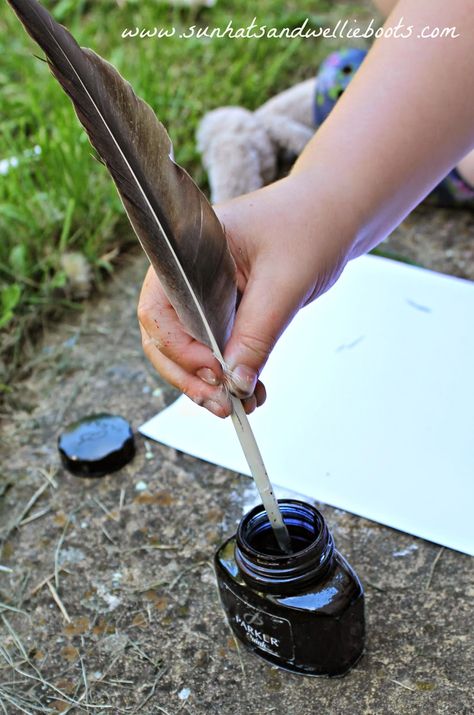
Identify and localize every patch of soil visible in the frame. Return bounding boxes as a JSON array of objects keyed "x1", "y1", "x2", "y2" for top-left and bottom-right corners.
[{"x1": 0, "y1": 208, "x2": 473, "y2": 714}]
